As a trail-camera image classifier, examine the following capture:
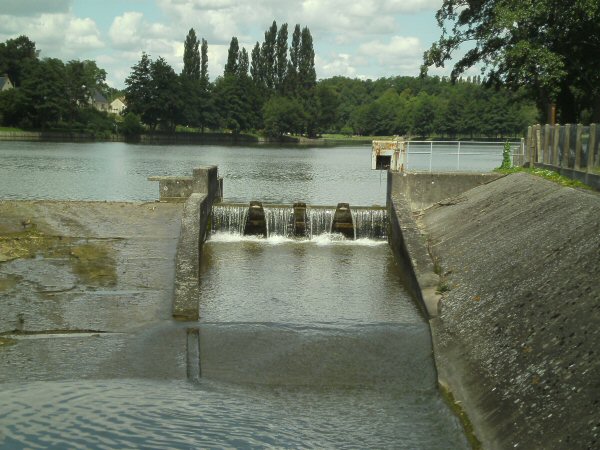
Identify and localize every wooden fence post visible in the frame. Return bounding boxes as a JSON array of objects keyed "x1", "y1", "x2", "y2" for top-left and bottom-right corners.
[
  {"x1": 552, "y1": 125, "x2": 560, "y2": 166},
  {"x1": 562, "y1": 124, "x2": 571, "y2": 167},
  {"x1": 588, "y1": 124, "x2": 597, "y2": 173},
  {"x1": 525, "y1": 126, "x2": 532, "y2": 166},
  {"x1": 543, "y1": 124, "x2": 551, "y2": 164},
  {"x1": 574, "y1": 124, "x2": 583, "y2": 170},
  {"x1": 536, "y1": 124, "x2": 543, "y2": 164}
]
